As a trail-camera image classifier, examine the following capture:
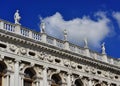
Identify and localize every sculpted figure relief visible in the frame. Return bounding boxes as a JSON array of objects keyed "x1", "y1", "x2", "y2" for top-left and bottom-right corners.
[{"x1": 14, "y1": 10, "x2": 21, "y2": 25}]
